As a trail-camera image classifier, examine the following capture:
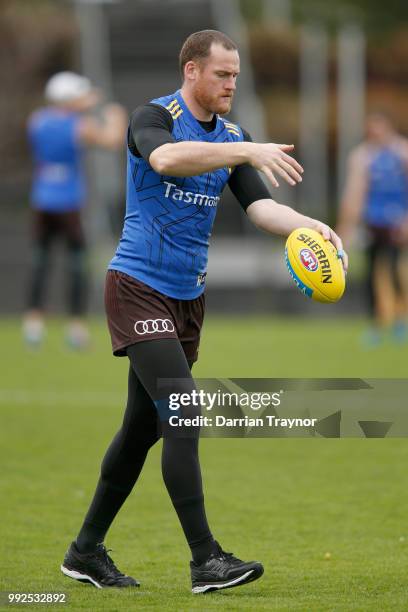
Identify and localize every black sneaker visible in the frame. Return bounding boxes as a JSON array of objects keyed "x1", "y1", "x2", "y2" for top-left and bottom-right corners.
[
  {"x1": 190, "y1": 541, "x2": 264, "y2": 594},
  {"x1": 60, "y1": 542, "x2": 140, "y2": 589}
]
